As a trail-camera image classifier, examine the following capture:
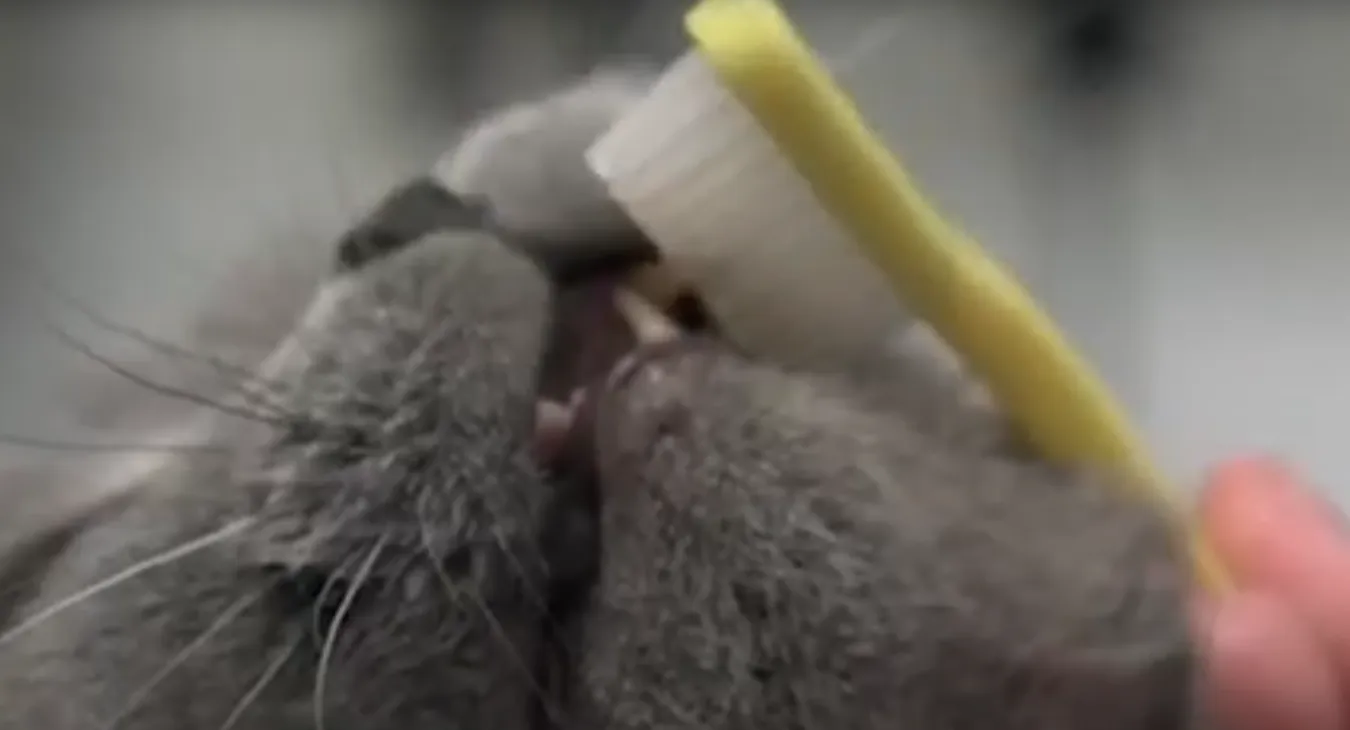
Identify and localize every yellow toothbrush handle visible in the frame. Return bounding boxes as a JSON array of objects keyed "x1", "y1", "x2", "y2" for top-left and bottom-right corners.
[{"x1": 686, "y1": 0, "x2": 1228, "y2": 591}]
